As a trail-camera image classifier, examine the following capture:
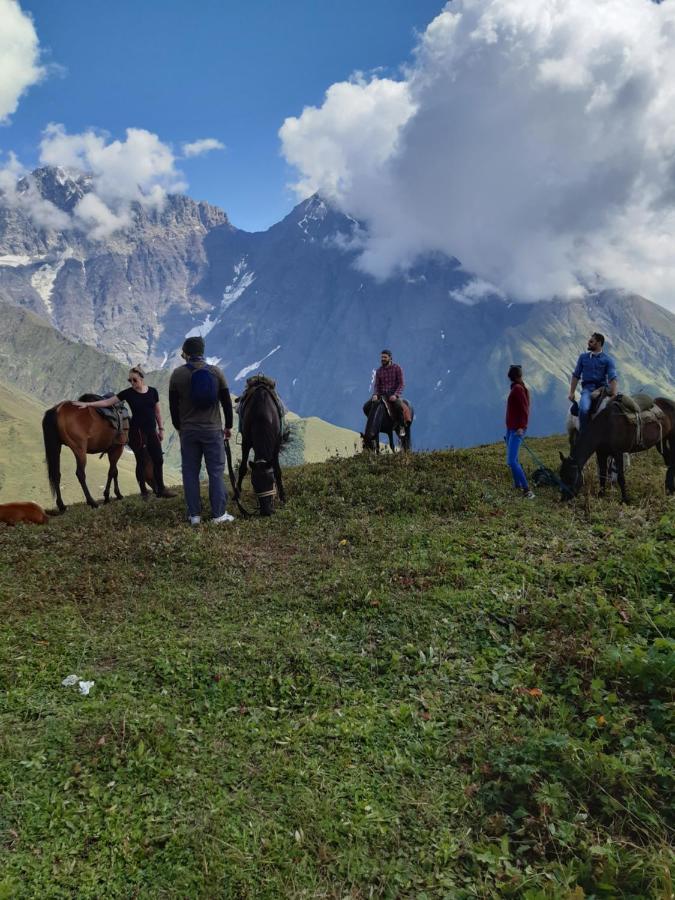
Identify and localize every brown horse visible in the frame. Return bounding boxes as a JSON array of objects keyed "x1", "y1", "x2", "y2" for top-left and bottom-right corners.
[
  {"x1": 559, "y1": 396, "x2": 675, "y2": 503},
  {"x1": 42, "y1": 402, "x2": 127, "y2": 511}
]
